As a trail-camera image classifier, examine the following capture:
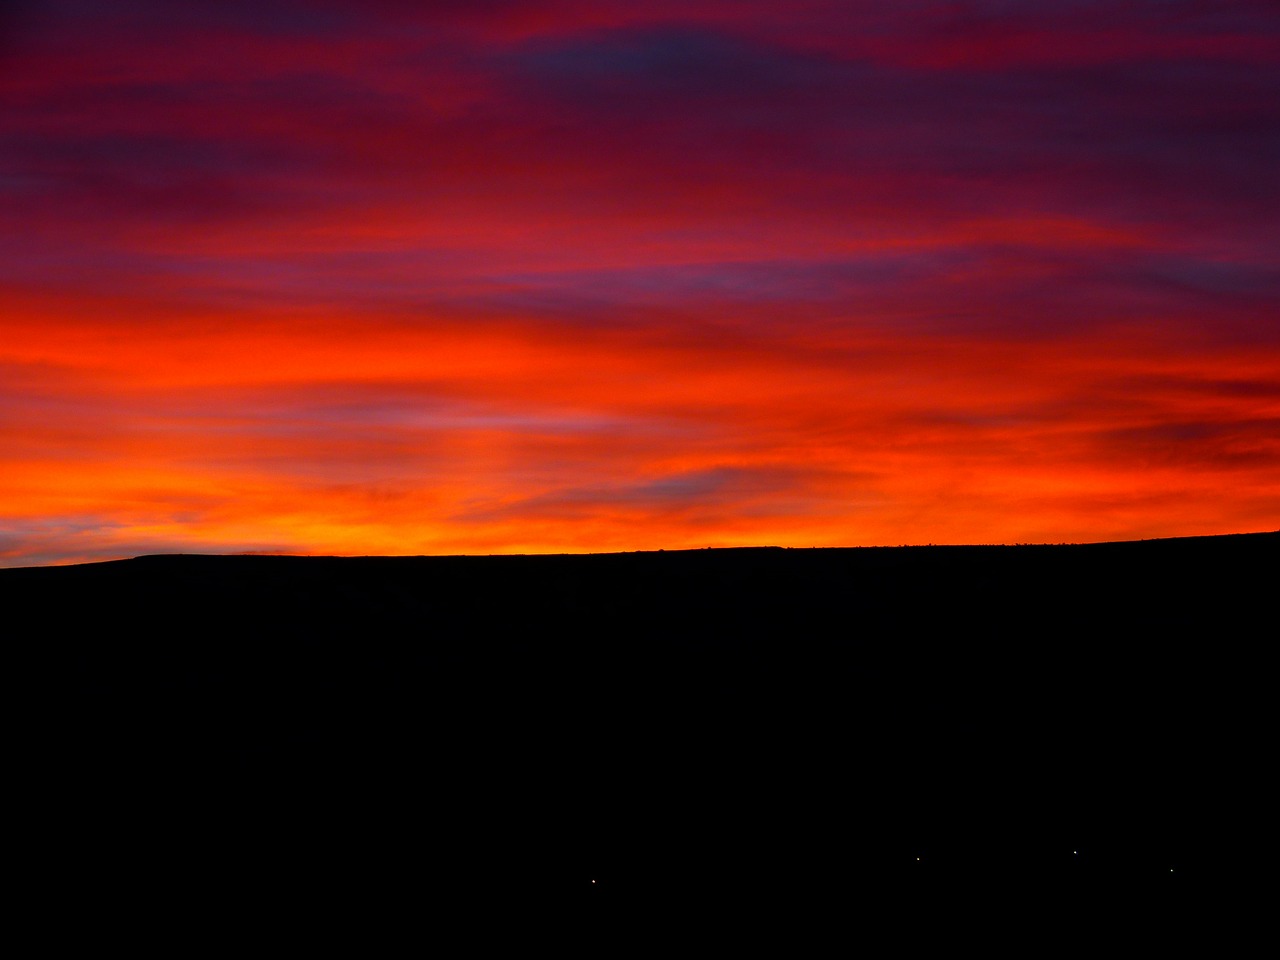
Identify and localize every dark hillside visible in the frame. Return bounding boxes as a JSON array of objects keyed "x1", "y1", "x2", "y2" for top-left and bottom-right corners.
[{"x1": 10, "y1": 532, "x2": 1274, "y2": 927}]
